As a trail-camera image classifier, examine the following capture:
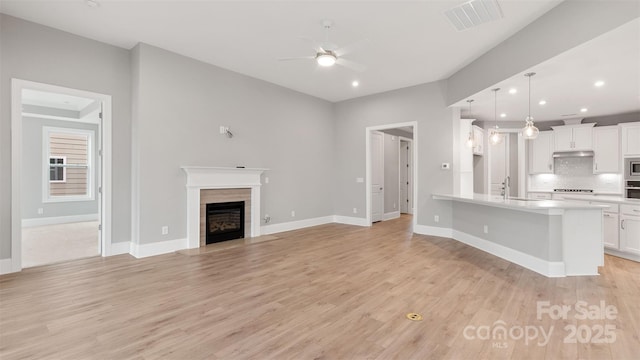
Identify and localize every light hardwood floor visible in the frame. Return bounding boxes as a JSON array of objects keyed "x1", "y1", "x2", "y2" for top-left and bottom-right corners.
[
  {"x1": 1, "y1": 215, "x2": 639, "y2": 359},
  {"x1": 21, "y1": 221, "x2": 100, "y2": 268}
]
